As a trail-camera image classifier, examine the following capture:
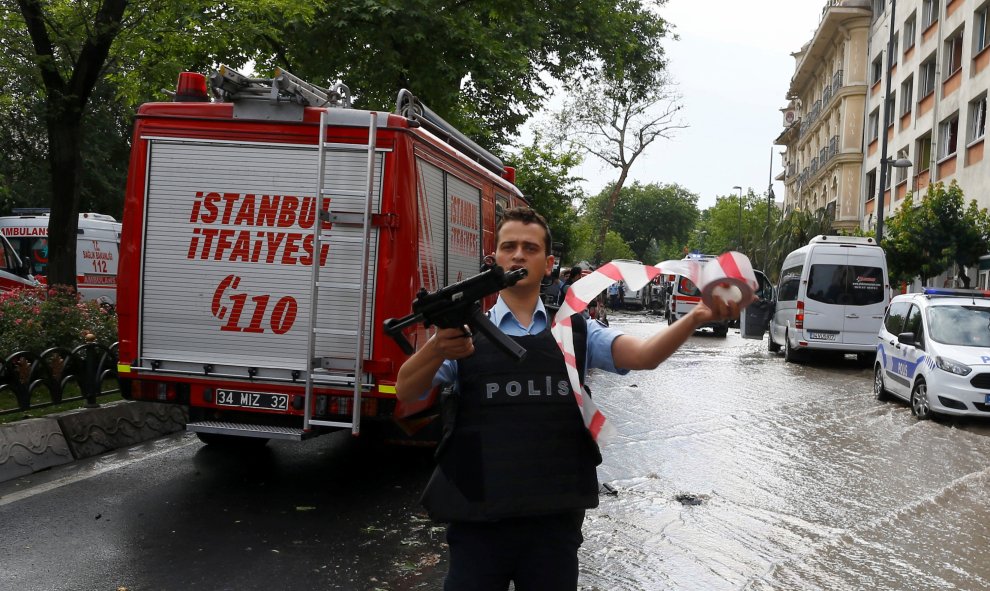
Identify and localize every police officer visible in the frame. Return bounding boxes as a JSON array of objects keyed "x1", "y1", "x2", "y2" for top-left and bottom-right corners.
[{"x1": 395, "y1": 207, "x2": 740, "y2": 591}]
